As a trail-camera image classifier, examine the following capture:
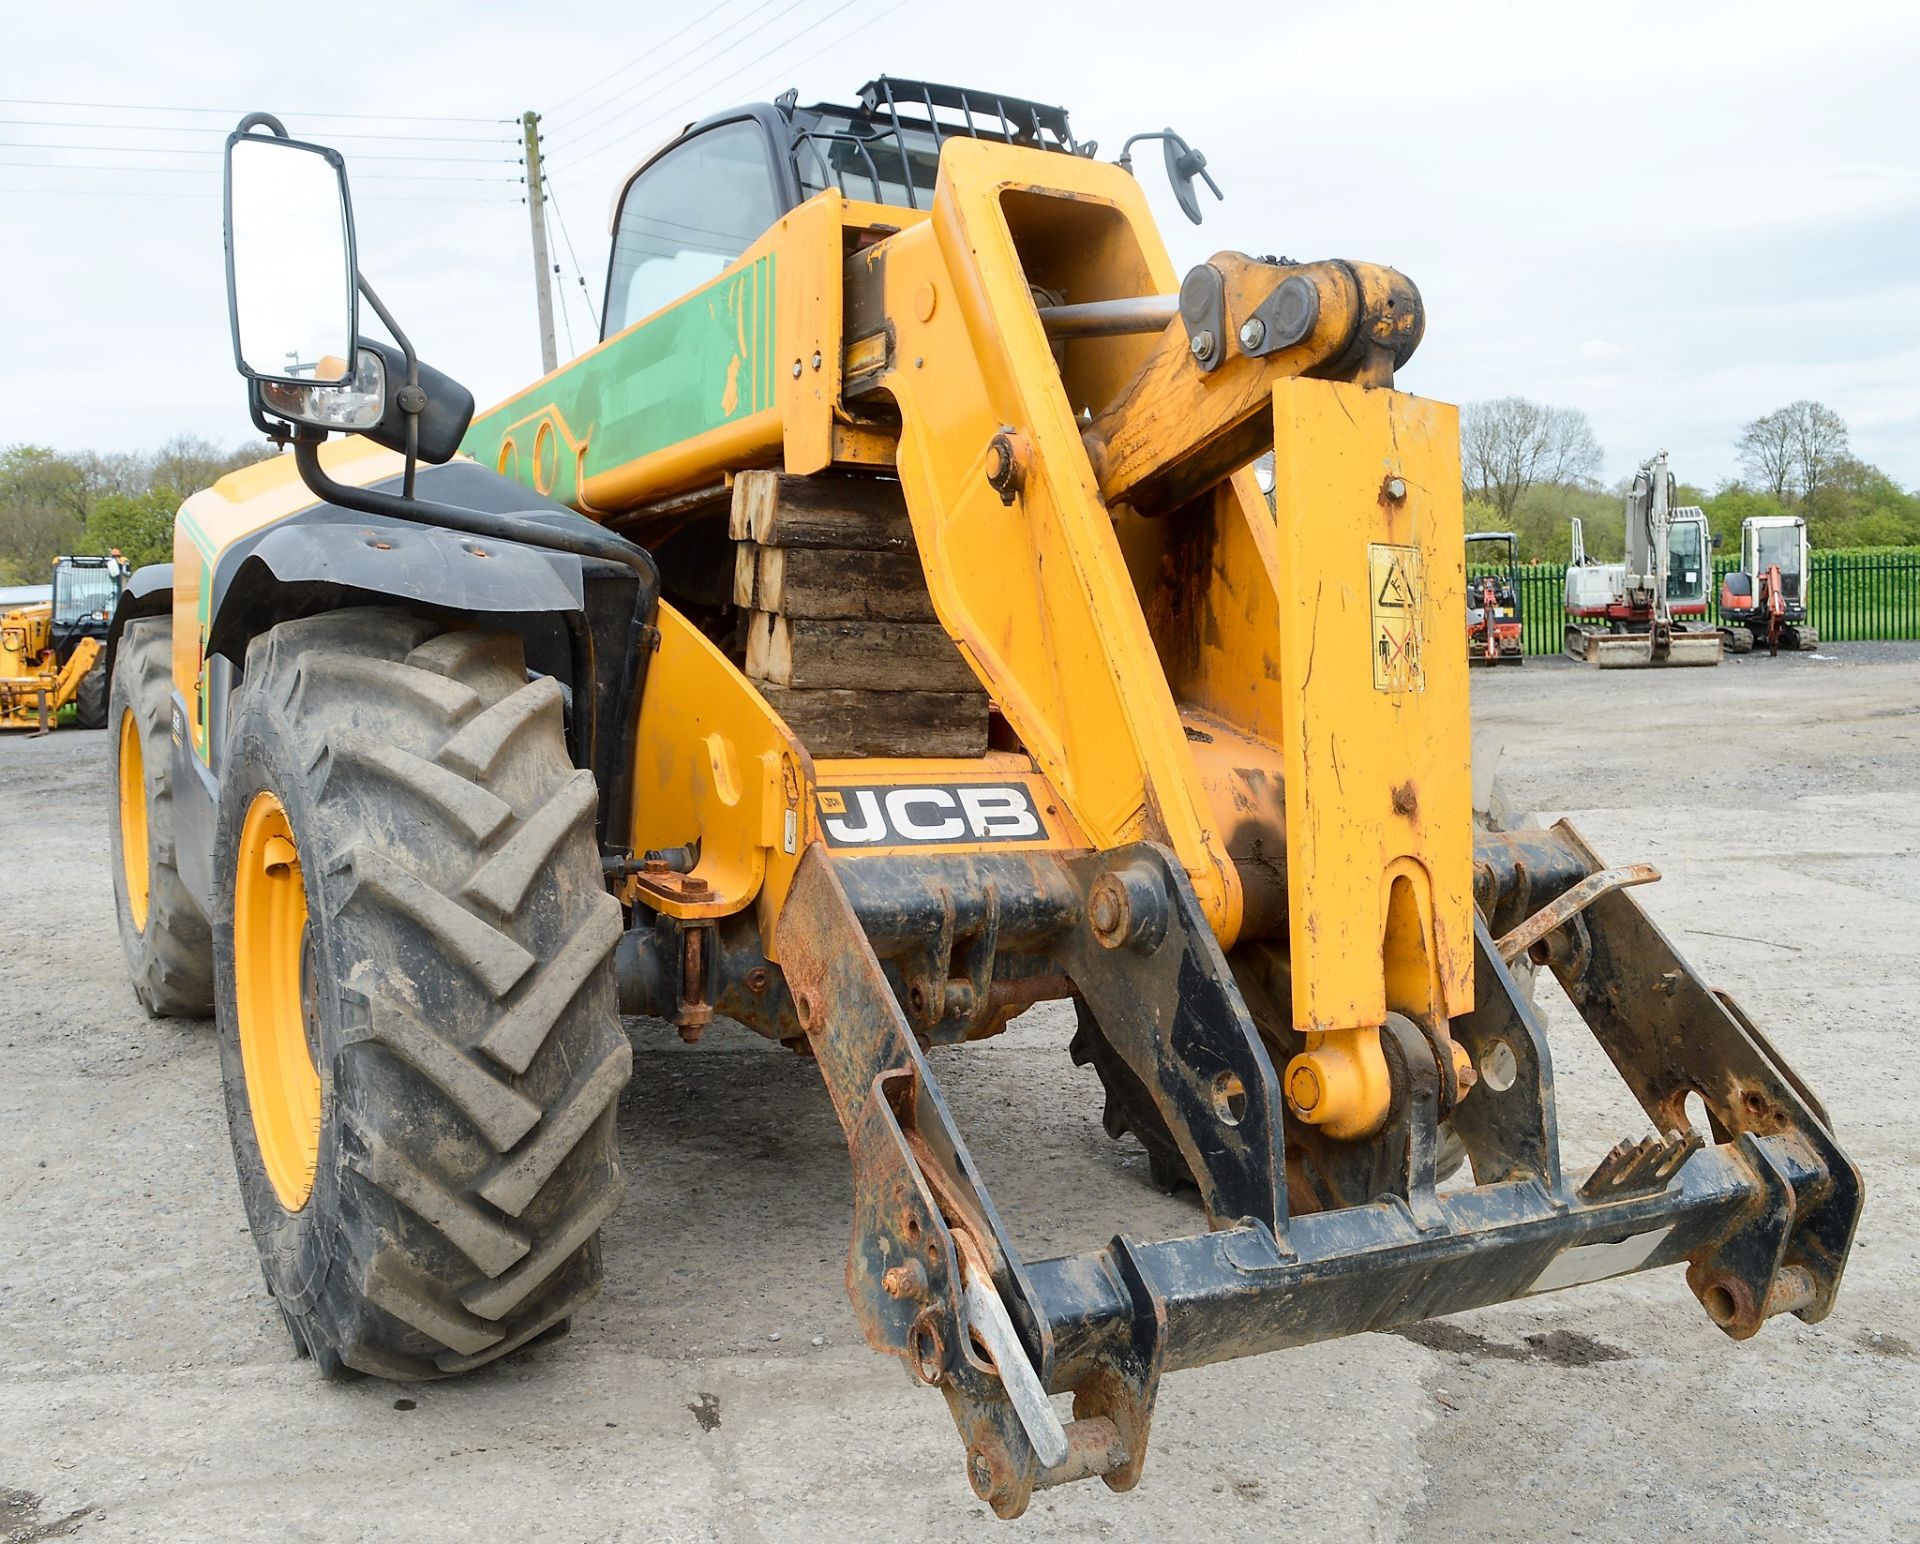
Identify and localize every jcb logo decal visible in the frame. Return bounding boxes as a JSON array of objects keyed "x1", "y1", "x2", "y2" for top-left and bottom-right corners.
[{"x1": 817, "y1": 784, "x2": 1046, "y2": 849}]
